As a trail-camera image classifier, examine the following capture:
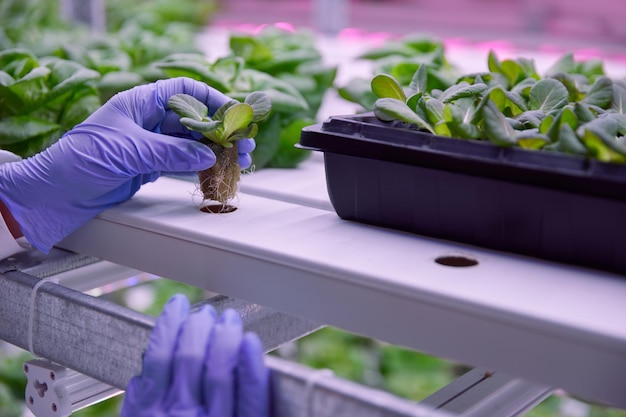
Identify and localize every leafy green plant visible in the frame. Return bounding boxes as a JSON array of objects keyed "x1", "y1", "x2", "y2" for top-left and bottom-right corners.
[
  {"x1": 0, "y1": 49, "x2": 101, "y2": 157},
  {"x1": 229, "y1": 26, "x2": 337, "y2": 122},
  {"x1": 157, "y1": 52, "x2": 314, "y2": 169},
  {"x1": 105, "y1": 0, "x2": 218, "y2": 31},
  {"x1": 168, "y1": 91, "x2": 271, "y2": 204},
  {"x1": 369, "y1": 51, "x2": 626, "y2": 163},
  {"x1": 338, "y1": 34, "x2": 459, "y2": 113}
]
